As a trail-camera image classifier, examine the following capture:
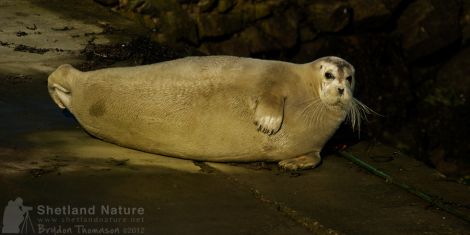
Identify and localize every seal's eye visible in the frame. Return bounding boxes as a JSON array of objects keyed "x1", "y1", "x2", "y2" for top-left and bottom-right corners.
[
  {"x1": 325, "y1": 72, "x2": 334, "y2": 79},
  {"x1": 346, "y1": 76, "x2": 352, "y2": 83}
]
